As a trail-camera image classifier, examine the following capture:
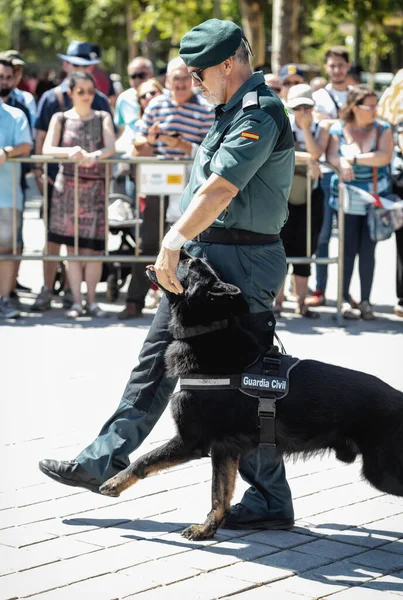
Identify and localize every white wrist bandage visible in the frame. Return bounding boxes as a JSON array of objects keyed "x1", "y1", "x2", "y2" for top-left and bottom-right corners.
[{"x1": 162, "y1": 227, "x2": 187, "y2": 251}]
